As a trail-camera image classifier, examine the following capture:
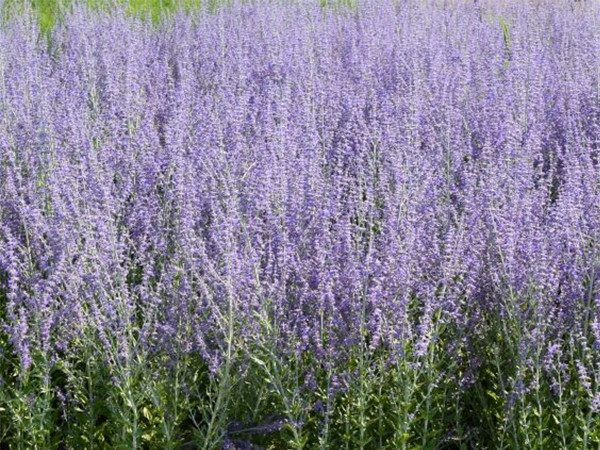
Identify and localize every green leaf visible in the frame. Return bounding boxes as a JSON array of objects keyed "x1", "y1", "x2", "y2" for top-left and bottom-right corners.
[
  {"x1": 487, "y1": 390, "x2": 499, "y2": 402},
  {"x1": 142, "y1": 406, "x2": 152, "y2": 421}
]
